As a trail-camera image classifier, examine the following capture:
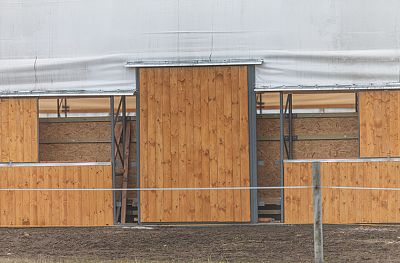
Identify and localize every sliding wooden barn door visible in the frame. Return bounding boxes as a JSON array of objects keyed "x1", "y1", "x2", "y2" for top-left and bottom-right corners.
[{"x1": 139, "y1": 66, "x2": 251, "y2": 223}]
